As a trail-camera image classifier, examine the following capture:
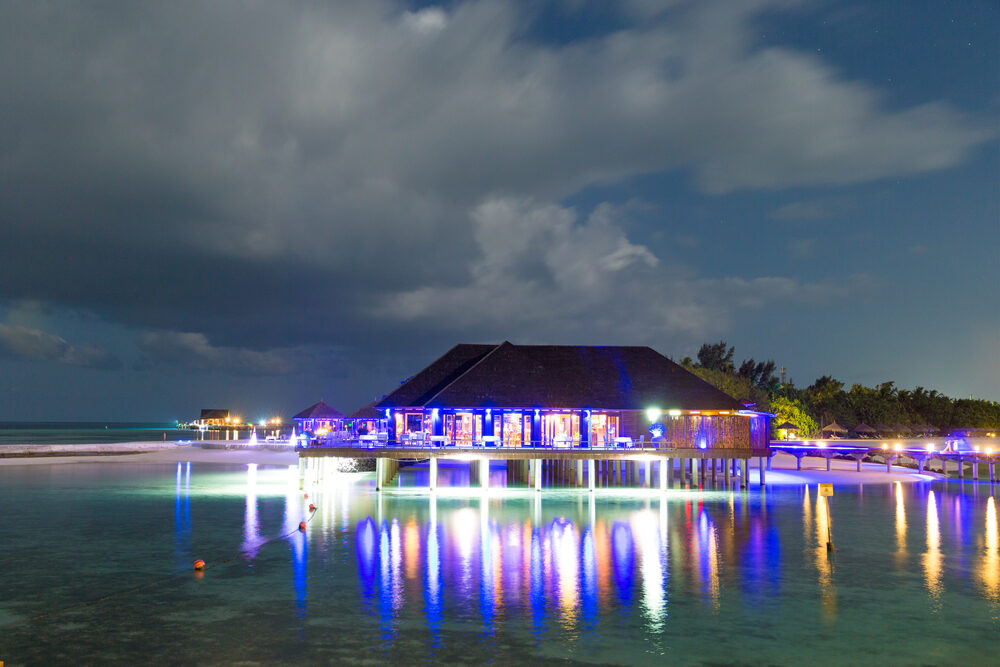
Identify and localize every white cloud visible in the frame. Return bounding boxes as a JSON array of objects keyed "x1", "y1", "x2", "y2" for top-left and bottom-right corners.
[
  {"x1": 0, "y1": 0, "x2": 991, "y2": 353},
  {"x1": 403, "y1": 7, "x2": 449, "y2": 34},
  {"x1": 770, "y1": 201, "x2": 830, "y2": 221},
  {"x1": 376, "y1": 198, "x2": 848, "y2": 340}
]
